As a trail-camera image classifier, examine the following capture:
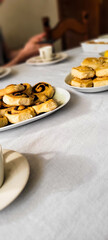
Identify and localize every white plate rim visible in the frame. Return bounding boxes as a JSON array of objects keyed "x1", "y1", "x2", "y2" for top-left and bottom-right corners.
[
  {"x1": 0, "y1": 68, "x2": 11, "y2": 79},
  {"x1": 26, "y1": 52, "x2": 68, "y2": 66},
  {"x1": 0, "y1": 87, "x2": 70, "y2": 132},
  {"x1": 65, "y1": 73, "x2": 108, "y2": 93},
  {"x1": 0, "y1": 149, "x2": 30, "y2": 211}
]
